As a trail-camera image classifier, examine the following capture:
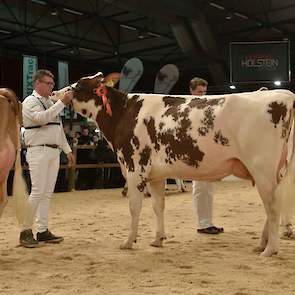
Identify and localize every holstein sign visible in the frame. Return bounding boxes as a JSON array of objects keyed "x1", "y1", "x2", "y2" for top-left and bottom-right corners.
[{"x1": 230, "y1": 41, "x2": 290, "y2": 83}]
